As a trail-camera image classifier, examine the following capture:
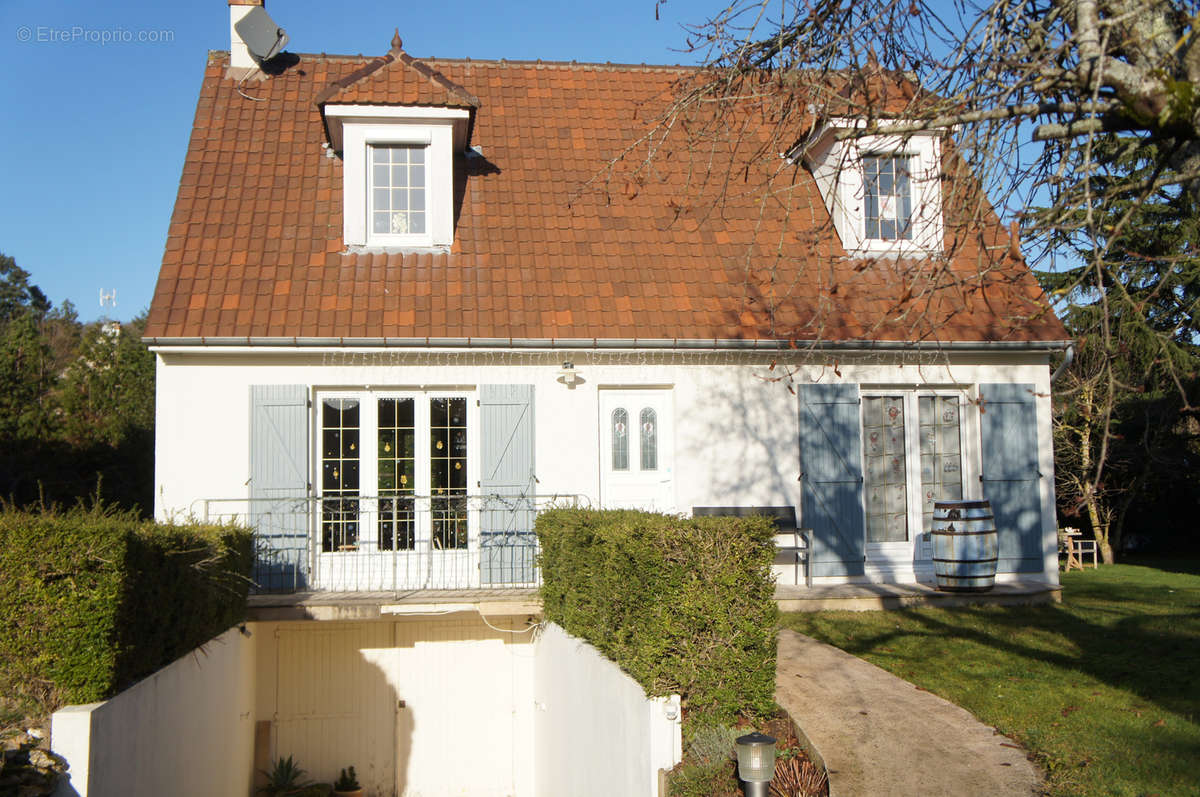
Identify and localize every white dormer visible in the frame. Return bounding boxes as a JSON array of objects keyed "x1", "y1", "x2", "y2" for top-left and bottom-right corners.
[
  {"x1": 324, "y1": 105, "x2": 471, "y2": 249},
  {"x1": 803, "y1": 119, "x2": 944, "y2": 256}
]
